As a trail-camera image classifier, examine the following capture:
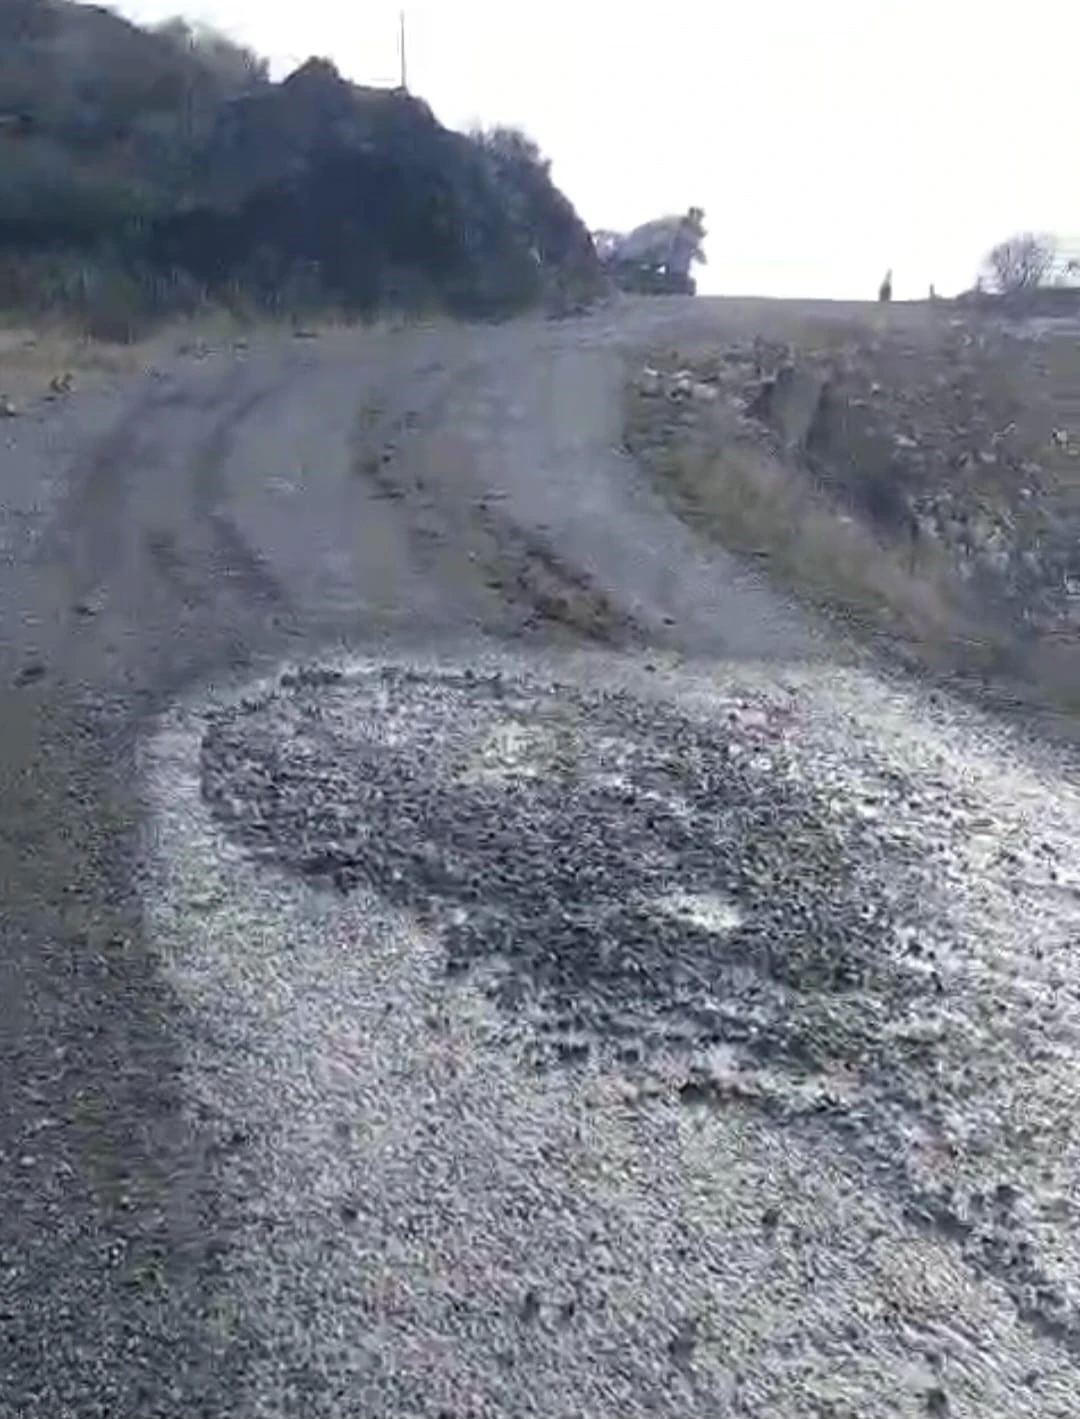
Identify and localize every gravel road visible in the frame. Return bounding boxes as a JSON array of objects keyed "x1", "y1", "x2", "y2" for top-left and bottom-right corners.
[{"x1": 3, "y1": 300, "x2": 1080, "y2": 1417}]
